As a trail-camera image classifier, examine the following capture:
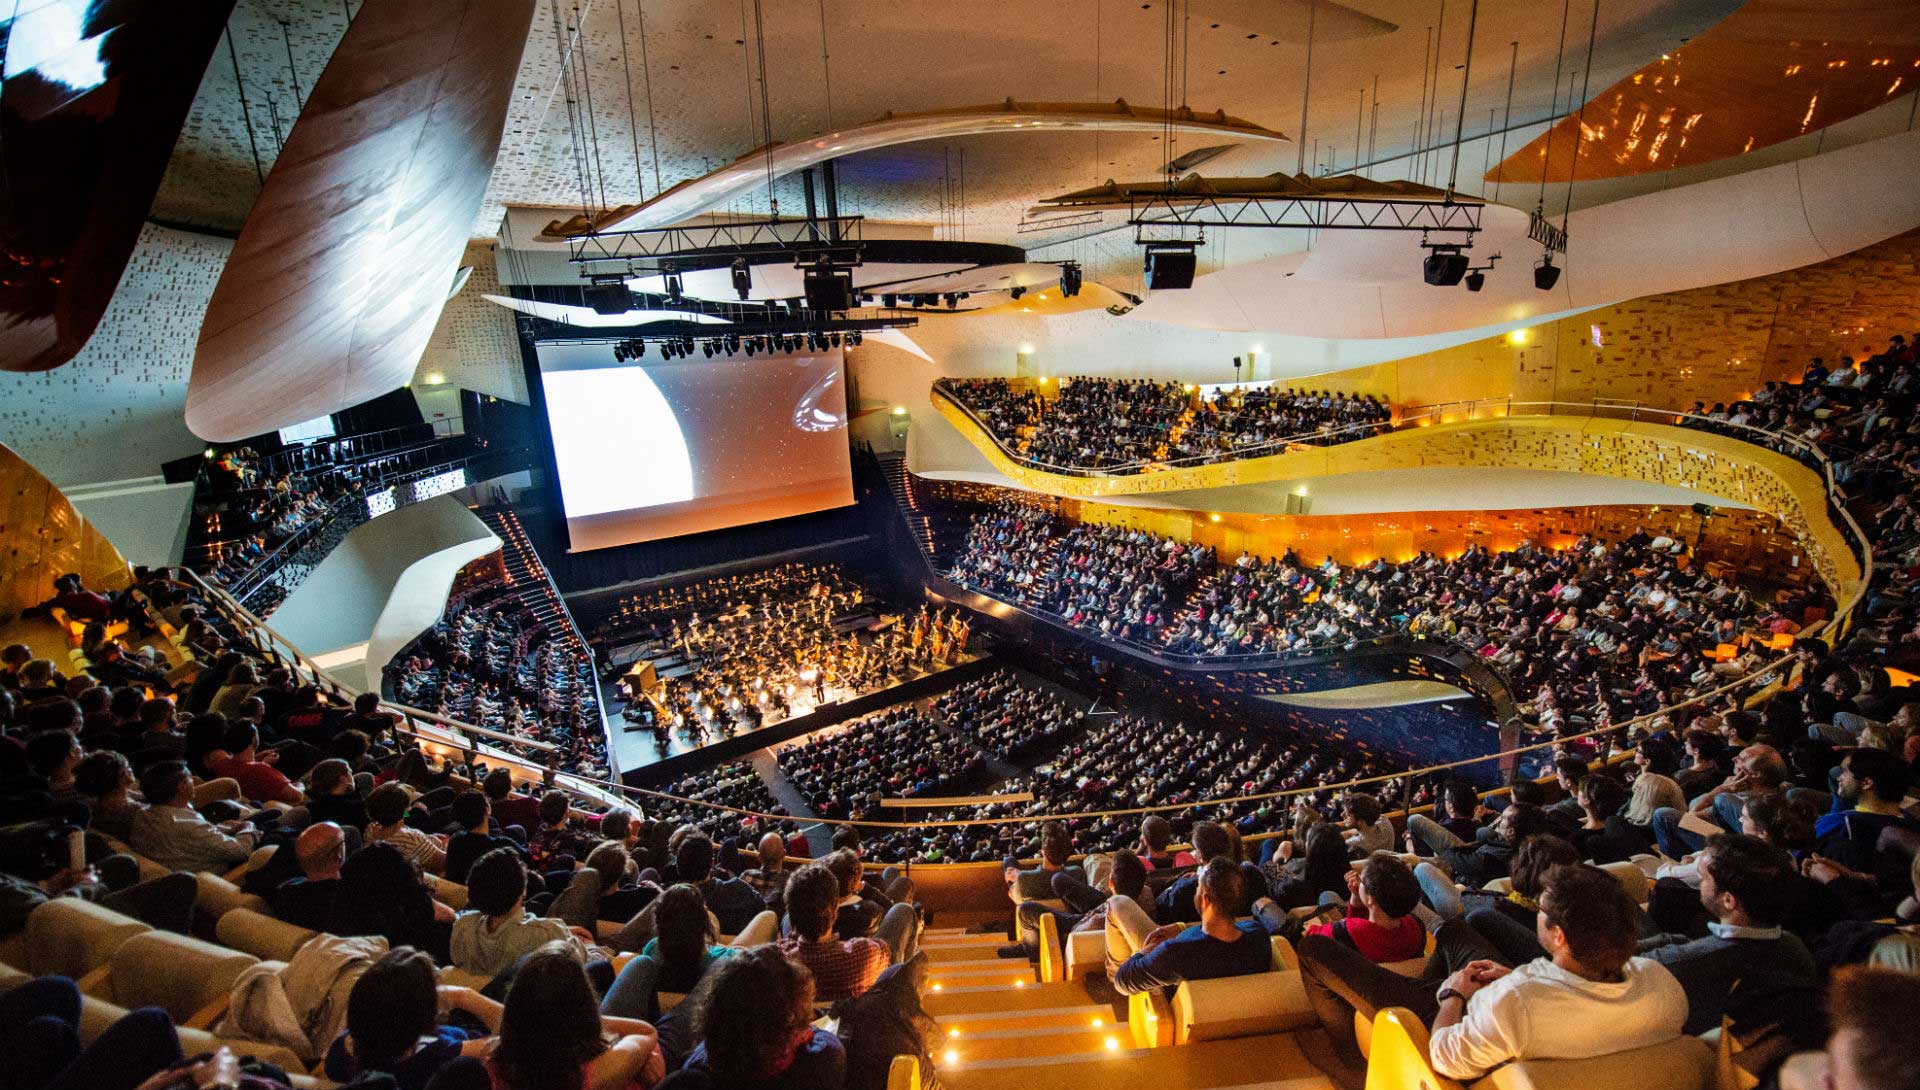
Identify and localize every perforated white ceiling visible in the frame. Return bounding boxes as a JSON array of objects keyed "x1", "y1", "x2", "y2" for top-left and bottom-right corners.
[{"x1": 154, "y1": 0, "x2": 1736, "y2": 246}]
